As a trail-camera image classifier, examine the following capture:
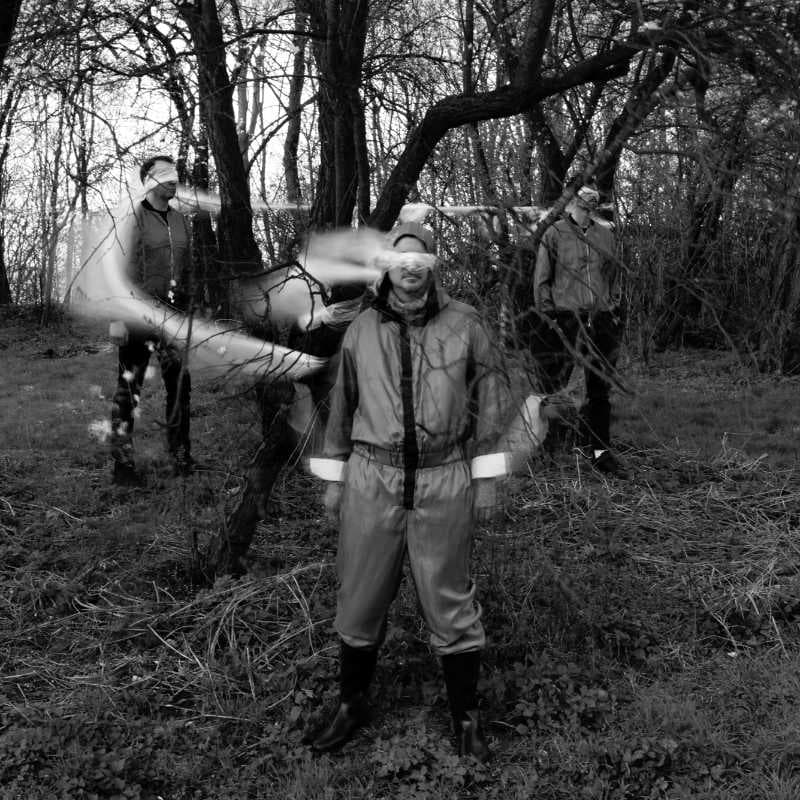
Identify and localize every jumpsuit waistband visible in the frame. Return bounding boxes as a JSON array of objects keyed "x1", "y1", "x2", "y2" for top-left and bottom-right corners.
[{"x1": 352, "y1": 442, "x2": 465, "y2": 469}]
